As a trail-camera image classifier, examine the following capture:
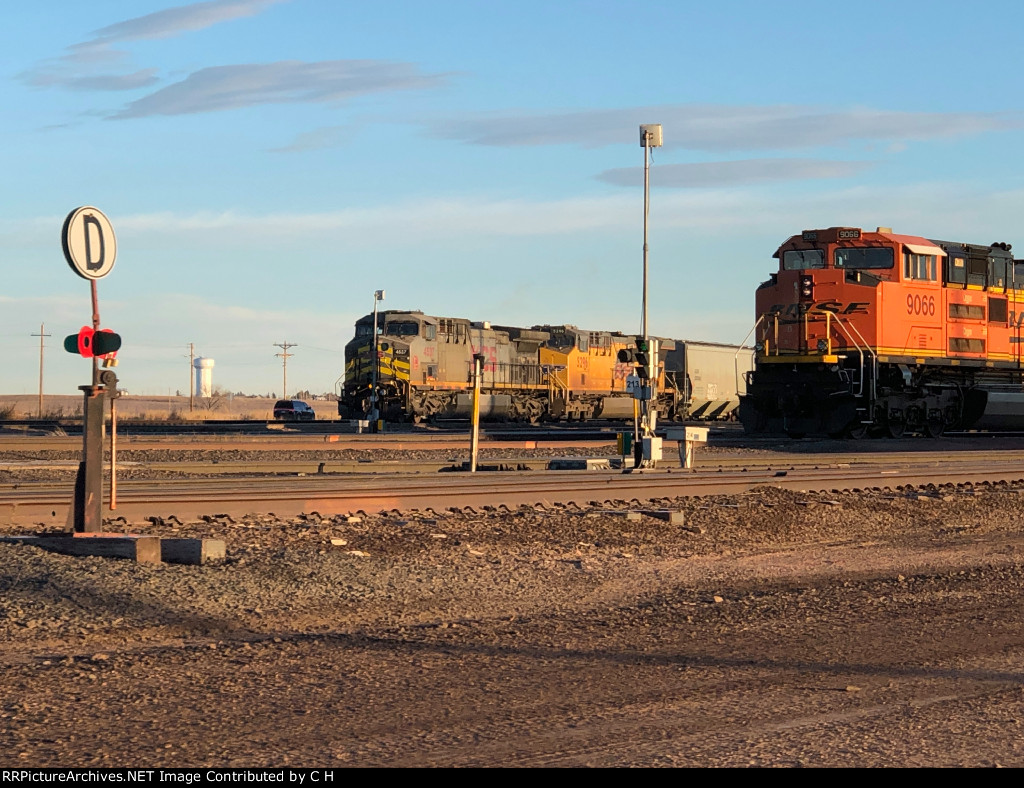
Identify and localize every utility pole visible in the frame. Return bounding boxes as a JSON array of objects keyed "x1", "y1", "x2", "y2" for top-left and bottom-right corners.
[
  {"x1": 188, "y1": 343, "x2": 195, "y2": 412},
  {"x1": 274, "y1": 342, "x2": 297, "y2": 399},
  {"x1": 30, "y1": 323, "x2": 51, "y2": 418}
]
